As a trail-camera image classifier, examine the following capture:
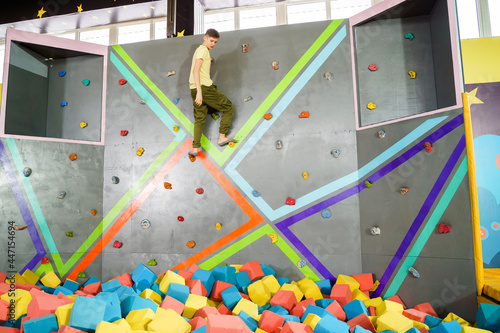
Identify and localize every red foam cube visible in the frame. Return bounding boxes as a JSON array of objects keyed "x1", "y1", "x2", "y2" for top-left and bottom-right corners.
[
  {"x1": 281, "y1": 321, "x2": 314, "y2": 333},
  {"x1": 187, "y1": 264, "x2": 201, "y2": 274},
  {"x1": 350, "y1": 273, "x2": 374, "y2": 291},
  {"x1": 57, "y1": 325, "x2": 87, "y2": 332},
  {"x1": 325, "y1": 300, "x2": 346, "y2": 321},
  {"x1": 290, "y1": 298, "x2": 315, "y2": 318},
  {"x1": 259, "y1": 310, "x2": 285, "y2": 333},
  {"x1": 239, "y1": 261, "x2": 265, "y2": 282},
  {"x1": 82, "y1": 281, "x2": 102, "y2": 295},
  {"x1": 207, "y1": 314, "x2": 253, "y2": 333},
  {"x1": 160, "y1": 295, "x2": 185, "y2": 315},
  {"x1": 403, "y1": 309, "x2": 428, "y2": 323},
  {"x1": 386, "y1": 295, "x2": 406, "y2": 309},
  {"x1": 413, "y1": 303, "x2": 438, "y2": 317},
  {"x1": 210, "y1": 281, "x2": 234, "y2": 302},
  {"x1": 347, "y1": 313, "x2": 376, "y2": 333},
  {"x1": 112, "y1": 272, "x2": 133, "y2": 287},
  {"x1": 330, "y1": 284, "x2": 352, "y2": 307},
  {"x1": 177, "y1": 270, "x2": 194, "y2": 282},
  {"x1": 194, "y1": 306, "x2": 219, "y2": 319},
  {"x1": 187, "y1": 279, "x2": 207, "y2": 297},
  {"x1": 270, "y1": 290, "x2": 298, "y2": 312},
  {"x1": 189, "y1": 316, "x2": 207, "y2": 330},
  {"x1": 0, "y1": 273, "x2": 6, "y2": 284},
  {"x1": 217, "y1": 304, "x2": 232, "y2": 315},
  {"x1": 368, "y1": 306, "x2": 376, "y2": 316},
  {"x1": 26, "y1": 295, "x2": 66, "y2": 319}
]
